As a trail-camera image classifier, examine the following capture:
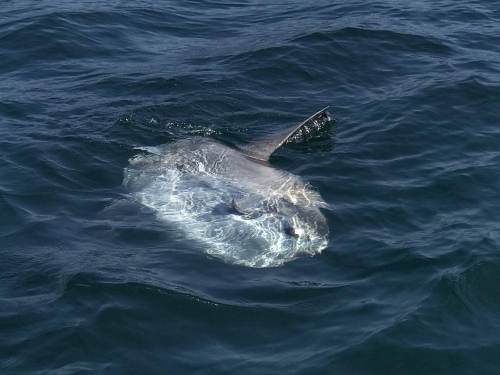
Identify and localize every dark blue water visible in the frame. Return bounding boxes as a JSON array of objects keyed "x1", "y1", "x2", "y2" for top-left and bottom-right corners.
[{"x1": 2, "y1": 1, "x2": 500, "y2": 374}]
